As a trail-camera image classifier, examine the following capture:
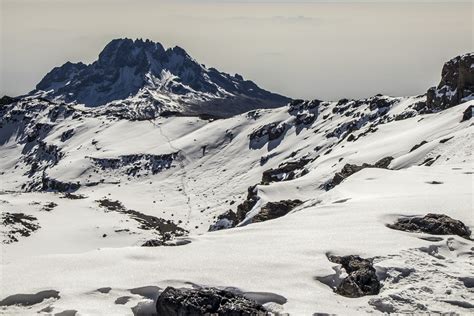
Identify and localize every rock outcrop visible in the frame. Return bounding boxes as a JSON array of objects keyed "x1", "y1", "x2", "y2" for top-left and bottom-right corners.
[
  {"x1": 288, "y1": 99, "x2": 320, "y2": 125},
  {"x1": 426, "y1": 53, "x2": 474, "y2": 111},
  {"x1": 209, "y1": 210, "x2": 239, "y2": 231},
  {"x1": 236, "y1": 185, "x2": 260, "y2": 223},
  {"x1": 261, "y1": 158, "x2": 310, "y2": 184},
  {"x1": 156, "y1": 286, "x2": 268, "y2": 316},
  {"x1": 249, "y1": 121, "x2": 288, "y2": 148},
  {"x1": 2, "y1": 212, "x2": 40, "y2": 244},
  {"x1": 328, "y1": 255, "x2": 381, "y2": 298},
  {"x1": 90, "y1": 153, "x2": 177, "y2": 177},
  {"x1": 252, "y1": 200, "x2": 303, "y2": 223},
  {"x1": 387, "y1": 213, "x2": 471, "y2": 239}
]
